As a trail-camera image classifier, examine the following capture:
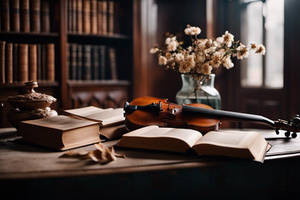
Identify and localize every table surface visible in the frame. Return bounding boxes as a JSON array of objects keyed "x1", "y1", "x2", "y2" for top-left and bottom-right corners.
[{"x1": 1, "y1": 127, "x2": 300, "y2": 180}]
